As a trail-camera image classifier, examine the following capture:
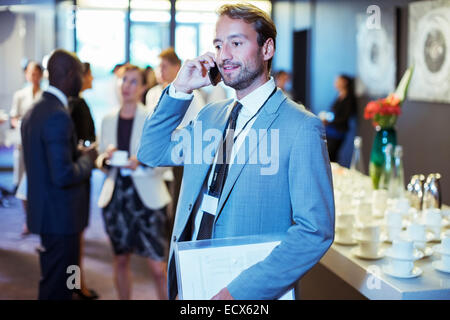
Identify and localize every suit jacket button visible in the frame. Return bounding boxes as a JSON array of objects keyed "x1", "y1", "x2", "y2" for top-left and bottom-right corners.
[{"x1": 188, "y1": 204, "x2": 192, "y2": 211}]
